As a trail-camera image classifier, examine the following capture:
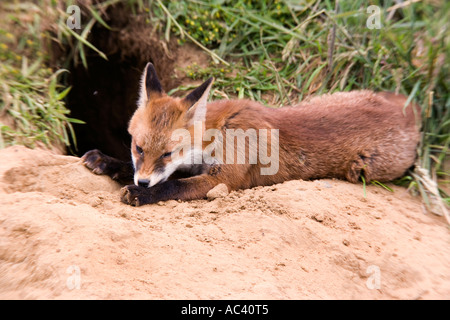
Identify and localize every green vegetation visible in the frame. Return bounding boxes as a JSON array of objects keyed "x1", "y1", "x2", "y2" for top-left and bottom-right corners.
[{"x1": 0, "y1": 1, "x2": 84, "y2": 150}]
